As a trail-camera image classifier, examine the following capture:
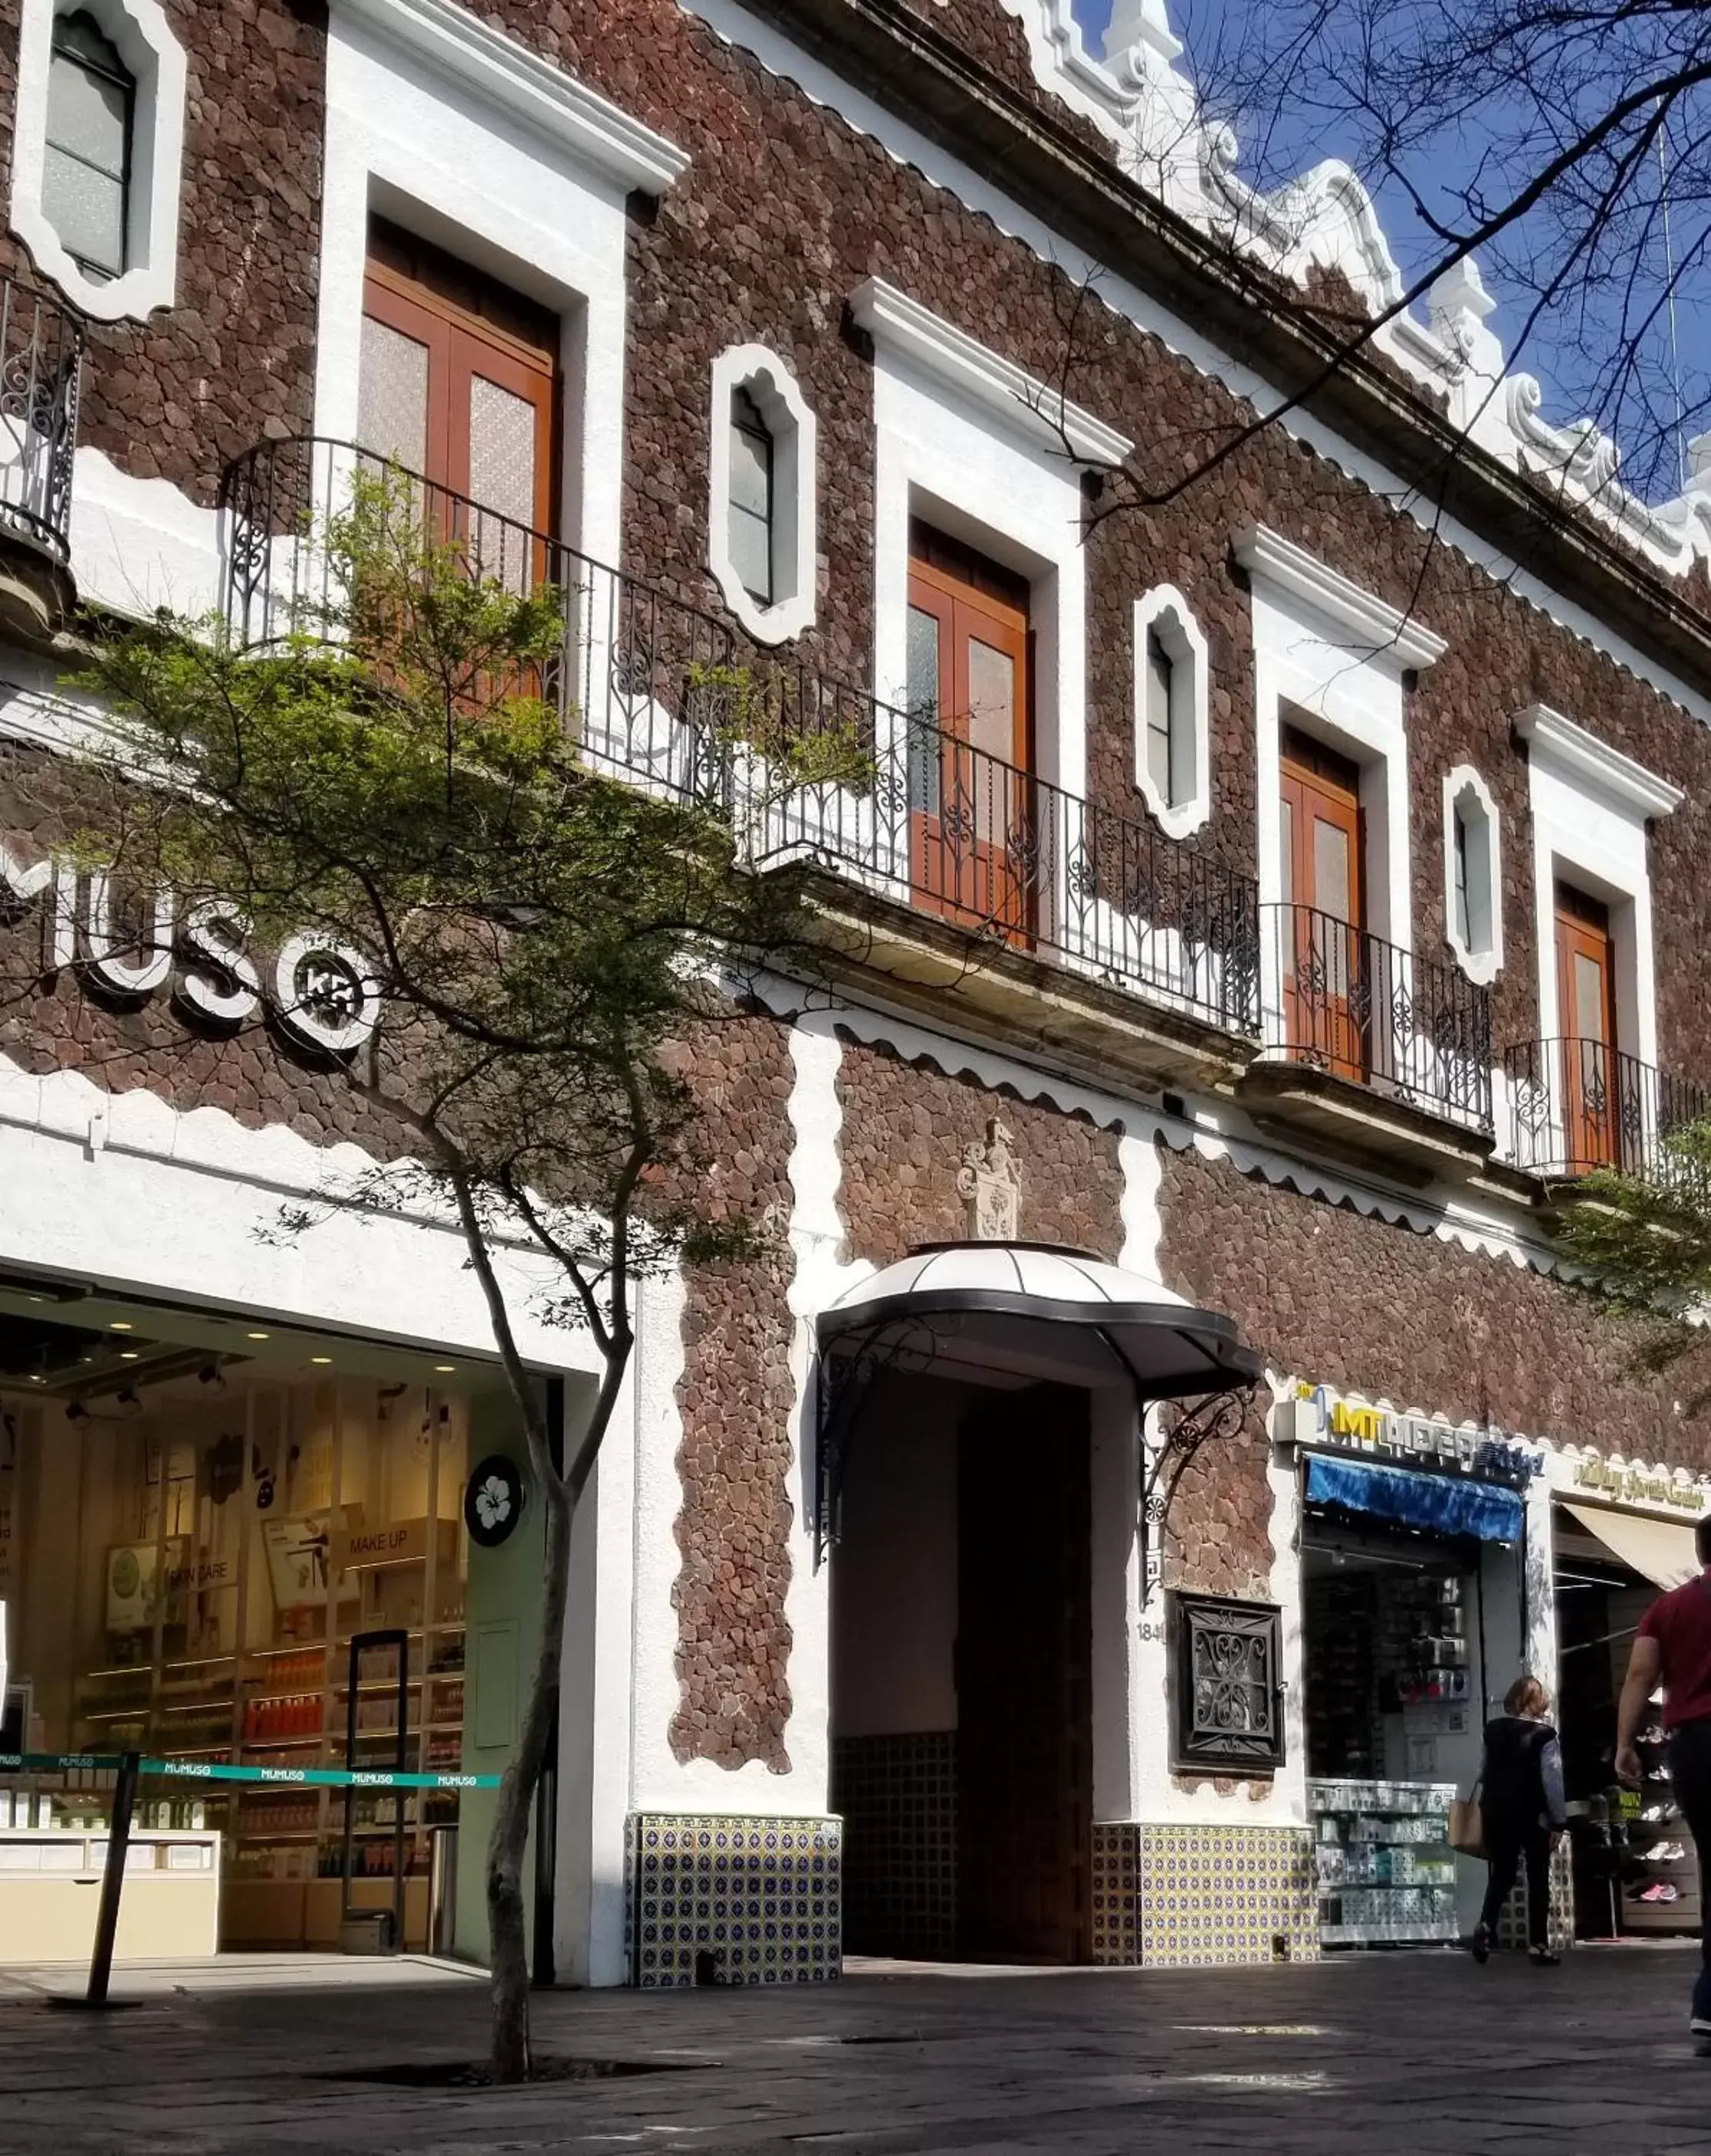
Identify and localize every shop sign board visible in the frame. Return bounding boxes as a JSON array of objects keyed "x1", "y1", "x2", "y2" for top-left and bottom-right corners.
[
  {"x1": 1281, "y1": 1383, "x2": 1542, "y2": 1489},
  {"x1": 0, "y1": 837, "x2": 379, "y2": 1057},
  {"x1": 1570, "y1": 1454, "x2": 1711, "y2": 1514}
]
